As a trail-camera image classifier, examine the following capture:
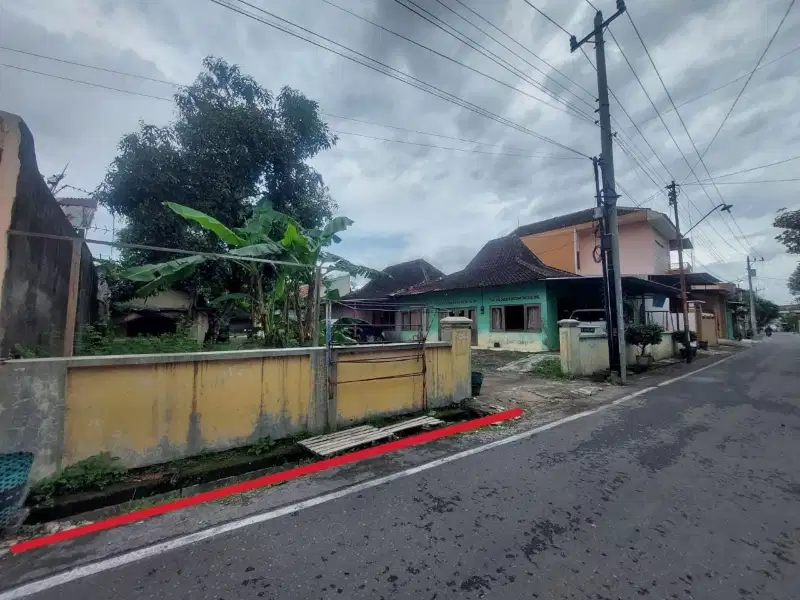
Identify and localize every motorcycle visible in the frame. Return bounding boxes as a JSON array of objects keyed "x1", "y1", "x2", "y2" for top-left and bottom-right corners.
[{"x1": 765, "y1": 327, "x2": 773, "y2": 337}]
